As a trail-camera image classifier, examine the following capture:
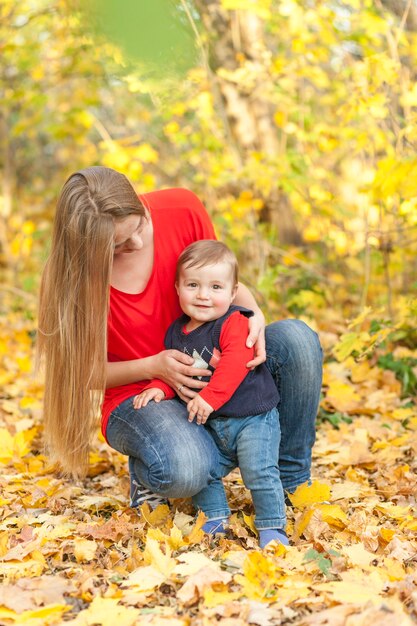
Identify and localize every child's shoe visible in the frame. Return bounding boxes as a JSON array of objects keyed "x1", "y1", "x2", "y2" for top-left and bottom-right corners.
[
  {"x1": 259, "y1": 528, "x2": 289, "y2": 549},
  {"x1": 202, "y1": 518, "x2": 228, "y2": 535}
]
